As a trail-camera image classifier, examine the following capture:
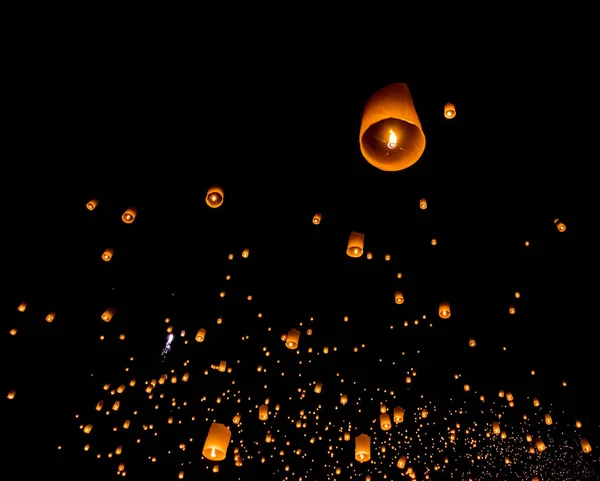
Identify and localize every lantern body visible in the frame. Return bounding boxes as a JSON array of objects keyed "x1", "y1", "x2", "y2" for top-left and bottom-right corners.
[
  {"x1": 122, "y1": 207, "x2": 137, "y2": 223},
  {"x1": 355, "y1": 434, "x2": 371, "y2": 462},
  {"x1": 419, "y1": 198, "x2": 427, "y2": 209},
  {"x1": 444, "y1": 102, "x2": 456, "y2": 118},
  {"x1": 359, "y1": 83, "x2": 426, "y2": 172},
  {"x1": 86, "y1": 199, "x2": 99, "y2": 210},
  {"x1": 286, "y1": 328, "x2": 300, "y2": 349},
  {"x1": 379, "y1": 413, "x2": 391, "y2": 430},
  {"x1": 313, "y1": 213, "x2": 322, "y2": 224},
  {"x1": 394, "y1": 291, "x2": 404, "y2": 304},
  {"x1": 393, "y1": 406, "x2": 404, "y2": 423},
  {"x1": 202, "y1": 422, "x2": 231, "y2": 461},
  {"x1": 17, "y1": 302, "x2": 27, "y2": 312},
  {"x1": 206, "y1": 186, "x2": 224, "y2": 208},
  {"x1": 314, "y1": 382, "x2": 322, "y2": 393},
  {"x1": 581, "y1": 438, "x2": 592, "y2": 453},
  {"x1": 259, "y1": 404, "x2": 268, "y2": 420},
  {"x1": 346, "y1": 231, "x2": 365, "y2": 258},
  {"x1": 101, "y1": 307, "x2": 115, "y2": 322},
  {"x1": 439, "y1": 301, "x2": 451, "y2": 319},
  {"x1": 195, "y1": 328, "x2": 206, "y2": 342},
  {"x1": 102, "y1": 248, "x2": 114, "y2": 261}
]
